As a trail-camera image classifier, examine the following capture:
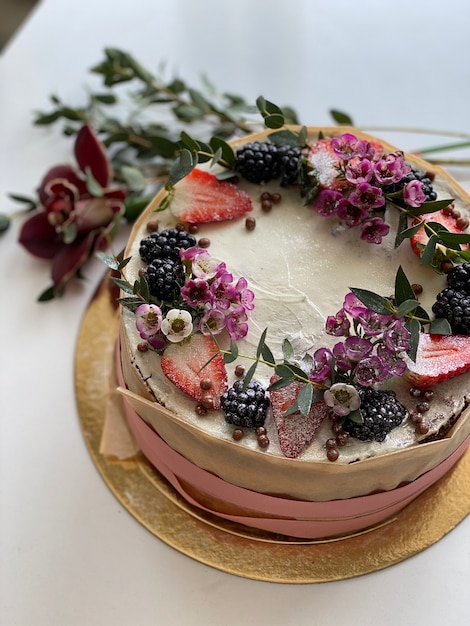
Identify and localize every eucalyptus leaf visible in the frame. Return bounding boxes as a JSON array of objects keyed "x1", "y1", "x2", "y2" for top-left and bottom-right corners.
[
  {"x1": 261, "y1": 342, "x2": 275, "y2": 365},
  {"x1": 242, "y1": 361, "x2": 258, "y2": 390},
  {"x1": 395, "y1": 298, "x2": 420, "y2": 318},
  {"x1": 394, "y1": 265, "x2": 415, "y2": 305},
  {"x1": 118, "y1": 256, "x2": 132, "y2": 271},
  {"x1": 121, "y1": 165, "x2": 146, "y2": 191},
  {"x1": 295, "y1": 383, "x2": 314, "y2": 416},
  {"x1": 96, "y1": 250, "x2": 119, "y2": 270},
  {"x1": 180, "y1": 131, "x2": 200, "y2": 153},
  {"x1": 405, "y1": 199, "x2": 454, "y2": 216},
  {"x1": 394, "y1": 211, "x2": 410, "y2": 248},
  {"x1": 267, "y1": 377, "x2": 294, "y2": 392},
  {"x1": 0, "y1": 214, "x2": 10, "y2": 233},
  {"x1": 274, "y1": 363, "x2": 296, "y2": 381},
  {"x1": 405, "y1": 317, "x2": 421, "y2": 361},
  {"x1": 37, "y1": 285, "x2": 58, "y2": 302},
  {"x1": 265, "y1": 114, "x2": 285, "y2": 129},
  {"x1": 168, "y1": 149, "x2": 197, "y2": 187},
  {"x1": 114, "y1": 278, "x2": 134, "y2": 294},
  {"x1": 256, "y1": 328, "x2": 268, "y2": 358},
  {"x1": 209, "y1": 137, "x2": 235, "y2": 166},
  {"x1": 349, "y1": 287, "x2": 392, "y2": 315},
  {"x1": 347, "y1": 409, "x2": 363, "y2": 424},
  {"x1": 398, "y1": 220, "x2": 425, "y2": 240},
  {"x1": 330, "y1": 109, "x2": 354, "y2": 125},
  {"x1": 420, "y1": 234, "x2": 437, "y2": 266},
  {"x1": 282, "y1": 337, "x2": 294, "y2": 361},
  {"x1": 429, "y1": 318, "x2": 452, "y2": 334},
  {"x1": 223, "y1": 340, "x2": 239, "y2": 364},
  {"x1": 118, "y1": 296, "x2": 145, "y2": 312}
]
